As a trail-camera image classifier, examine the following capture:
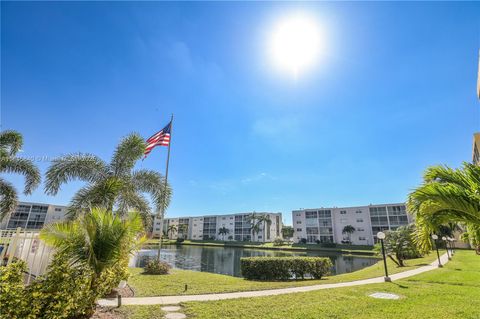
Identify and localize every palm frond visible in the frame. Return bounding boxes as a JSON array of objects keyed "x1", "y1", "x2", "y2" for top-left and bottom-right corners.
[
  {"x1": 0, "y1": 157, "x2": 41, "y2": 194},
  {"x1": 110, "y1": 133, "x2": 146, "y2": 177},
  {"x1": 0, "y1": 130, "x2": 23, "y2": 156},
  {"x1": 131, "y1": 169, "x2": 172, "y2": 213},
  {"x1": 44, "y1": 153, "x2": 108, "y2": 195},
  {"x1": 0, "y1": 178, "x2": 18, "y2": 221}
]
